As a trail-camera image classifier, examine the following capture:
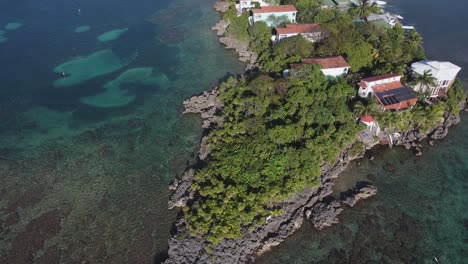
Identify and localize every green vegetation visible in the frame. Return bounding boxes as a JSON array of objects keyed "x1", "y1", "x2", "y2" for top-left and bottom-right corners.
[
  {"x1": 183, "y1": 1, "x2": 467, "y2": 246},
  {"x1": 238, "y1": 5, "x2": 426, "y2": 75},
  {"x1": 186, "y1": 66, "x2": 361, "y2": 244},
  {"x1": 349, "y1": 0, "x2": 381, "y2": 22}
]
